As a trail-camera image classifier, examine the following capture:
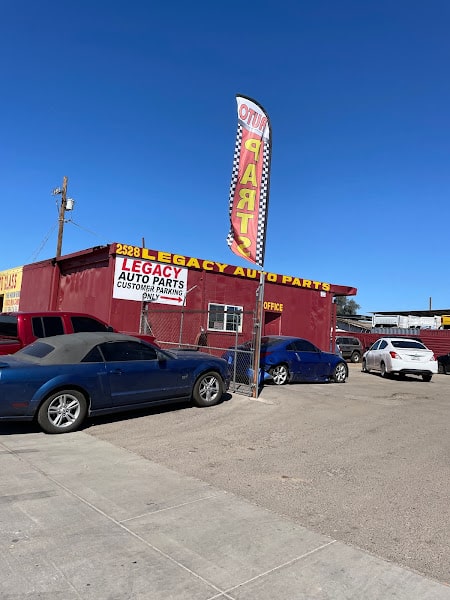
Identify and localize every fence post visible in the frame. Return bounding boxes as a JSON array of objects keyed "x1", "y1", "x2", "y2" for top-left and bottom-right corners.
[{"x1": 252, "y1": 270, "x2": 265, "y2": 398}]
